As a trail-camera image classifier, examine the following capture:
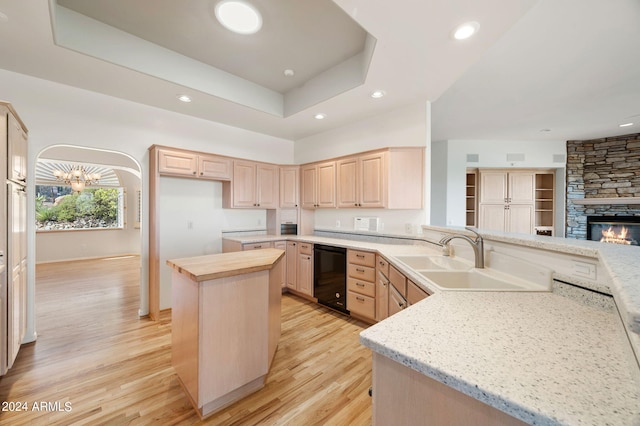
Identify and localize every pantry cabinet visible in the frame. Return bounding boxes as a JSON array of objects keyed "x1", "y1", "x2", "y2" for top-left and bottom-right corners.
[
  {"x1": 478, "y1": 170, "x2": 543, "y2": 235},
  {"x1": 300, "y1": 162, "x2": 336, "y2": 209},
  {"x1": 227, "y1": 160, "x2": 279, "y2": 209}
]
